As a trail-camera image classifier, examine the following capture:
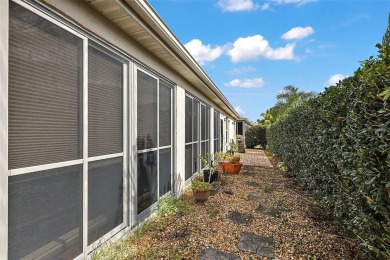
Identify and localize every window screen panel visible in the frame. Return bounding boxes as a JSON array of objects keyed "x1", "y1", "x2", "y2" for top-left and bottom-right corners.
[
  {"x1": 88, "y1": 157, "x2": 123, "y2": 245},
  {"x1": 159, "y1": 82, "x2": 171, "y2": 147},
  {"x1": 8, "y1": 165, "x2": 83, "y2": 260},
  {"x1": 8, "y1": 2, "x2": 83, "y2": 169},
  {"x1": 214, "y1": 111, "x2": 220, "y2": 138},
  {"x1": 201, "y1": 105, "x2": 206, "y2": 141},
  {"x1": 206, "y1": 107, "x2": 210, "y2": 140},
  {"x1": 185, "y1": 144, "x2": 192, "y2": 180},
  {"x1": 193, "y1": 143, "x2": 198, "y2": 174},
  {"x1": 193, "y1": 100, "x2": 199, "y2": 142},
  {"x1": 159, "y1": 148, "x2": 172, "y2": 196},
  {"x1": 88, "y1": 46, "x2": 123, "y2": 157},
  {"x1": 137, "y1": 71, "x2": 157, "y2": 150},
  {"x1": 185, "y1": 96, "x2": 192, "y2": 143},
  {"x1": 137, "y1": 151, "x2": 157, "y2": 214},
  {"x1": 201, "y1": 142, "x2": 206, "y2": 169}
]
